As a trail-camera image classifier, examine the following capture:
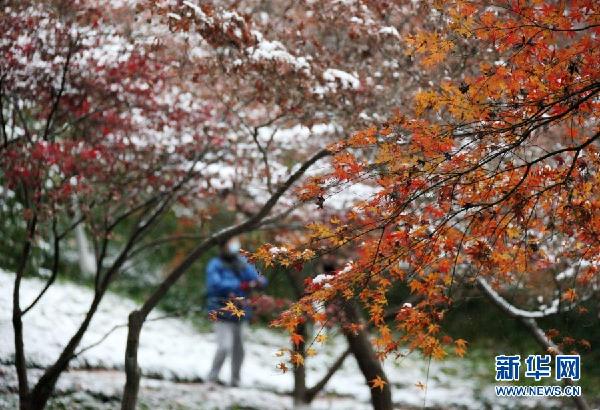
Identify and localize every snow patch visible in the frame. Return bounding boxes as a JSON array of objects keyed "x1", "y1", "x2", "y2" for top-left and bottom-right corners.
[
  {"x1": 379, "y1": 26, "x2": 400, "y2": 38},
  {"x1": 248, "y1": 33, "x2": 310, "y2": 72},
  {"x1": 323, "y1": 68, "x2": 360, "y2": 90}
]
